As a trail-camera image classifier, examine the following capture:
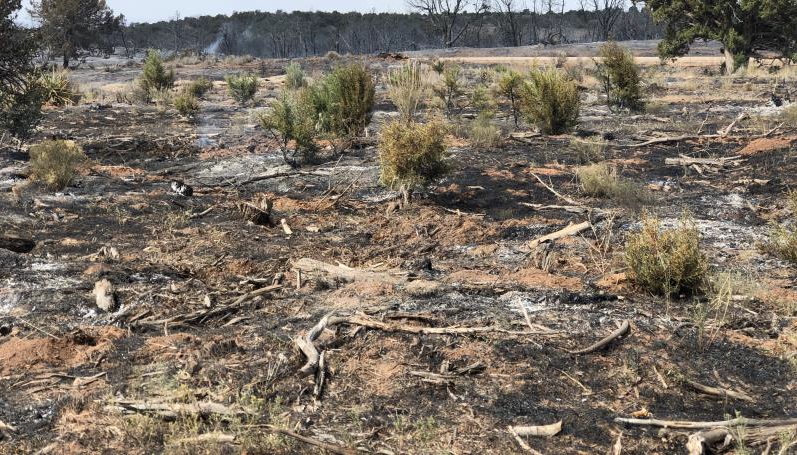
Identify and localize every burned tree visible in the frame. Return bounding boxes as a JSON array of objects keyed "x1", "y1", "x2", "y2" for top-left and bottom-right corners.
[{"x1": 407, "y1": 0, "x2": 490, "y2": 48}]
